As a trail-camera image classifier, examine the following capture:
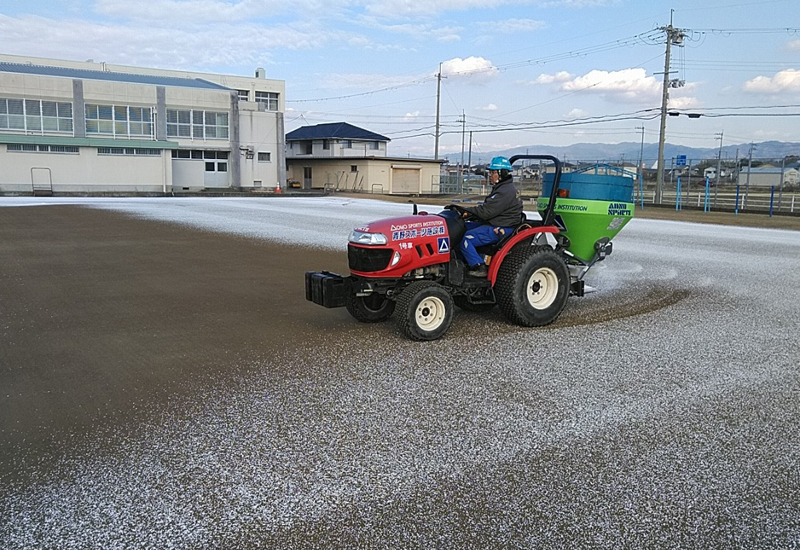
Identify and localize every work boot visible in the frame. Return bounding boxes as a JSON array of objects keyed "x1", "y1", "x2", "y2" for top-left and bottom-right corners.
[{"x1": 467, "y1": 264, "x2": 488, "y2": 277}]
